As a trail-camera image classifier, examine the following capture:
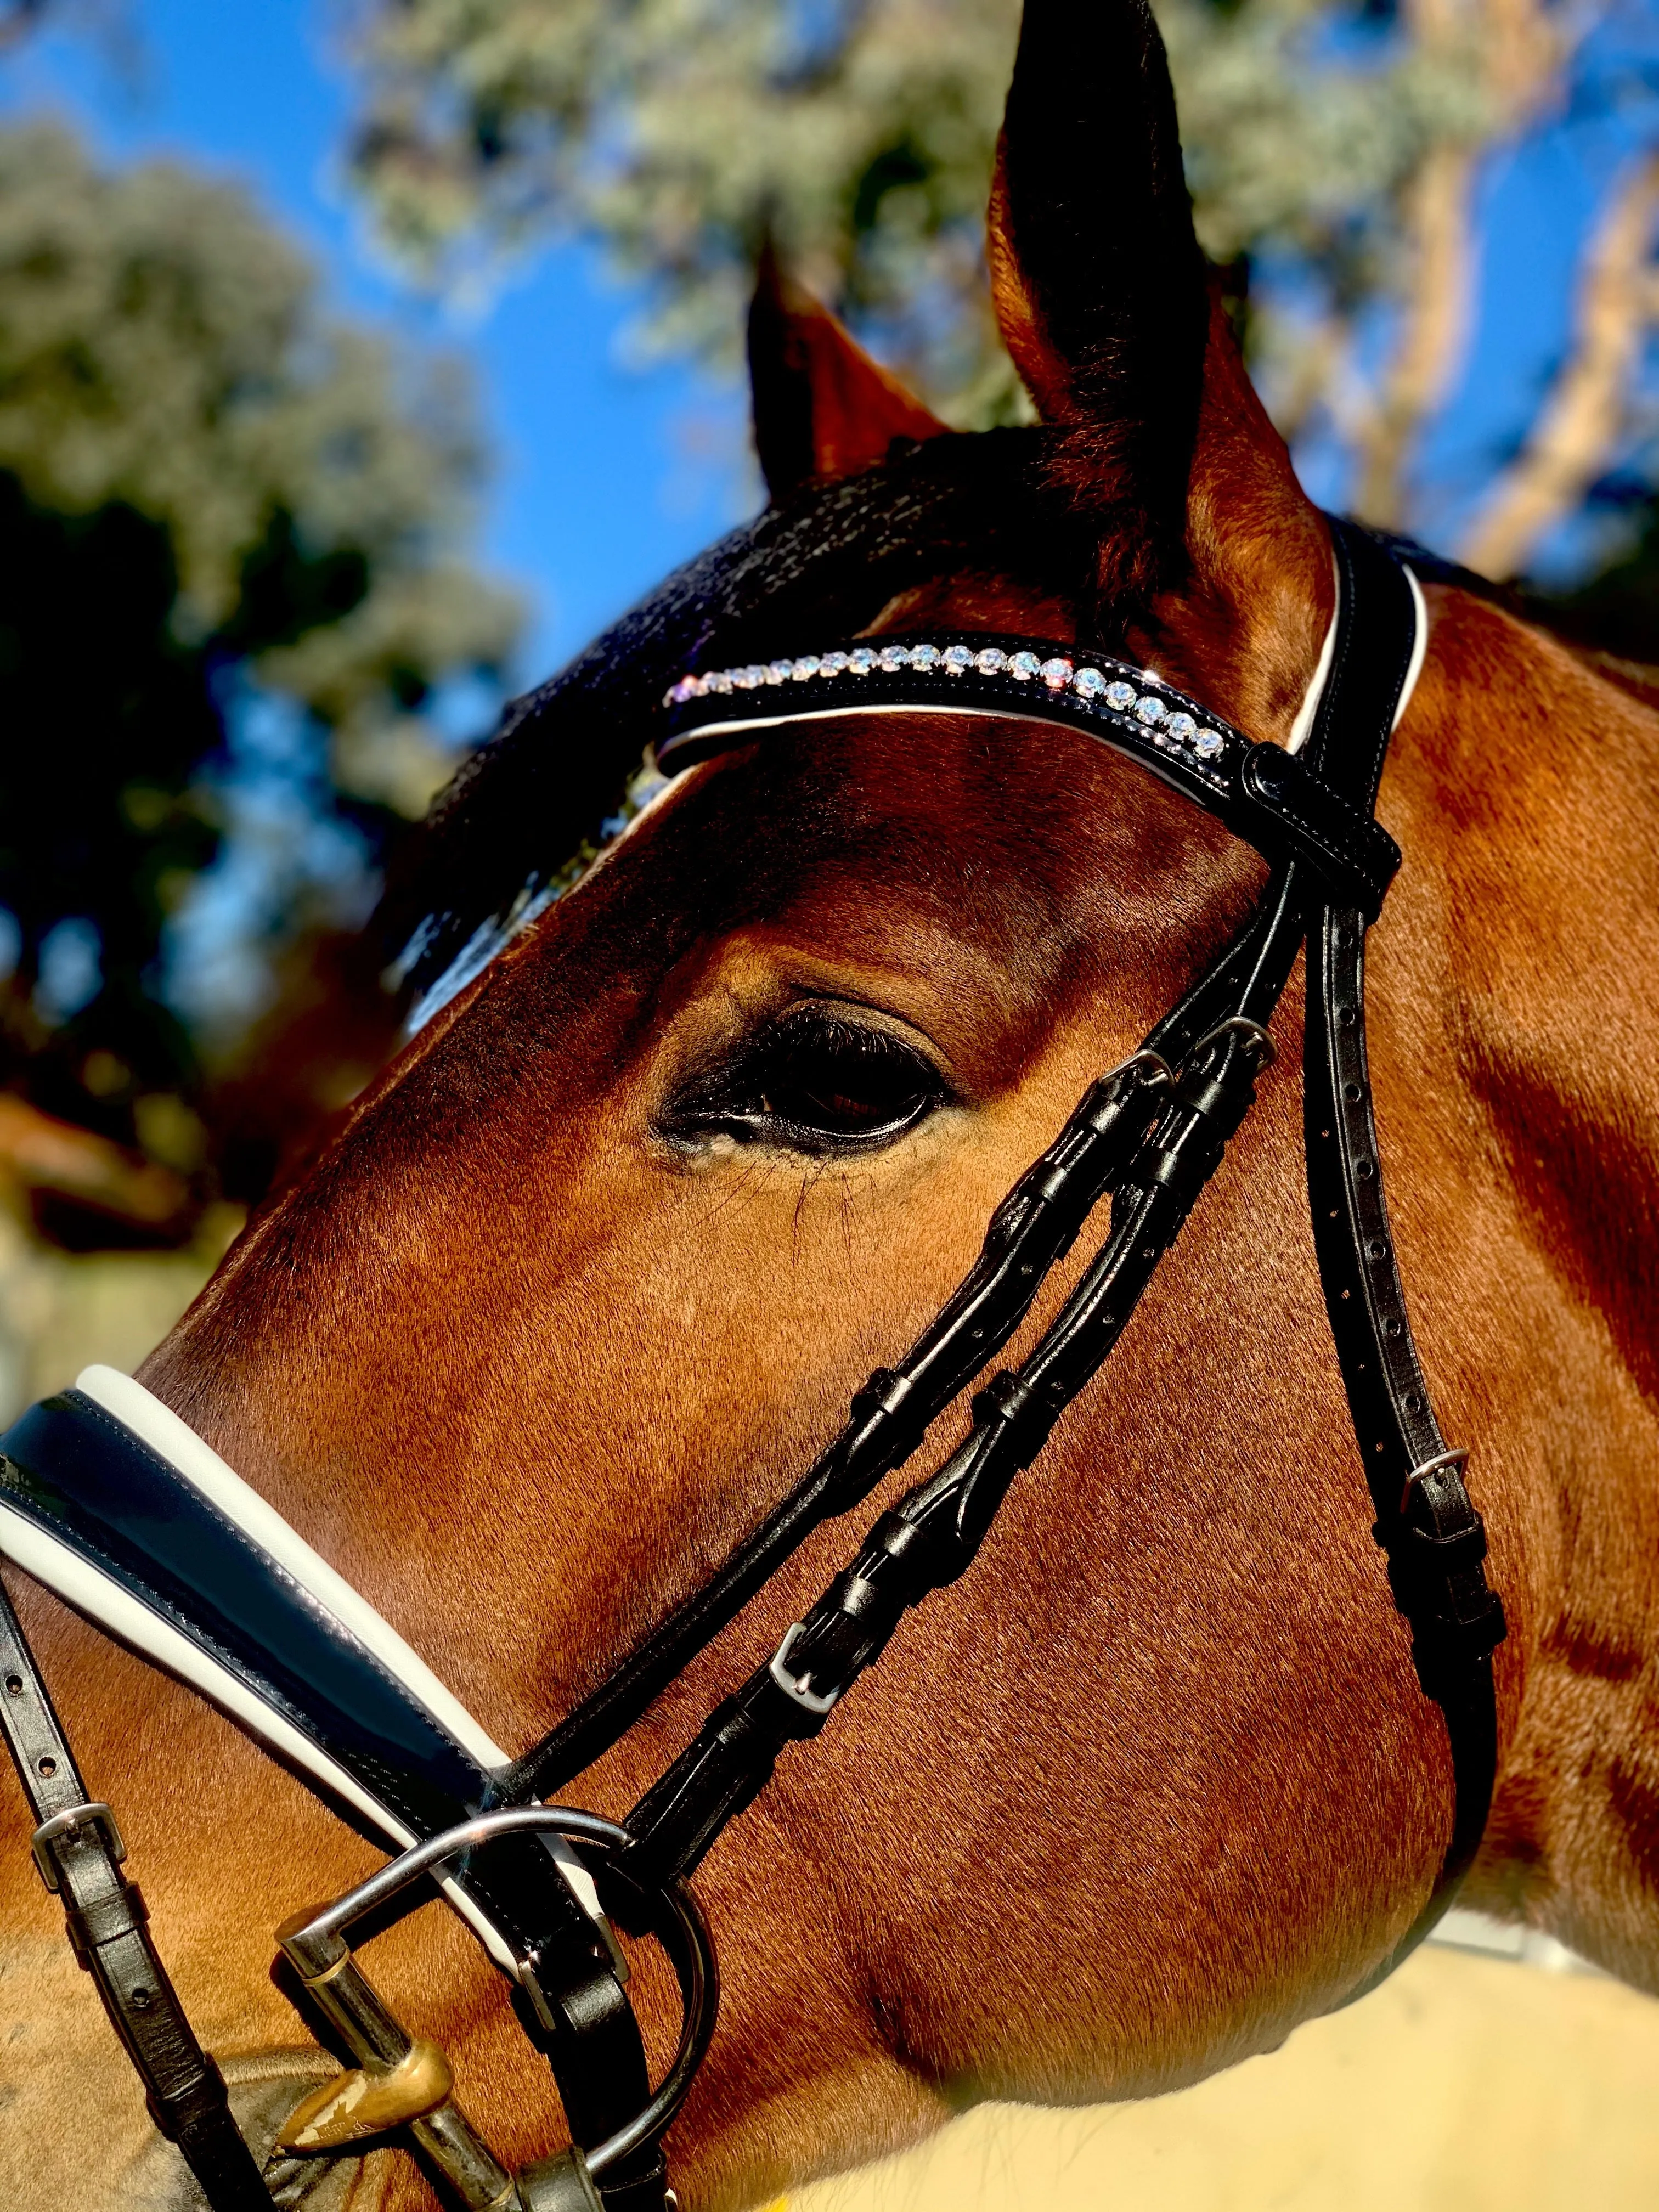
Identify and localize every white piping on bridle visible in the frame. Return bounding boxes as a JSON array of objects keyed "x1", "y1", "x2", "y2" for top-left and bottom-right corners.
[
  {"x1": 1285, "y1": 556, "x2": 1427, "y2": 755},
  {"x1": 0, "y1": 1364, "x2": 603, "y2": 1970}
]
